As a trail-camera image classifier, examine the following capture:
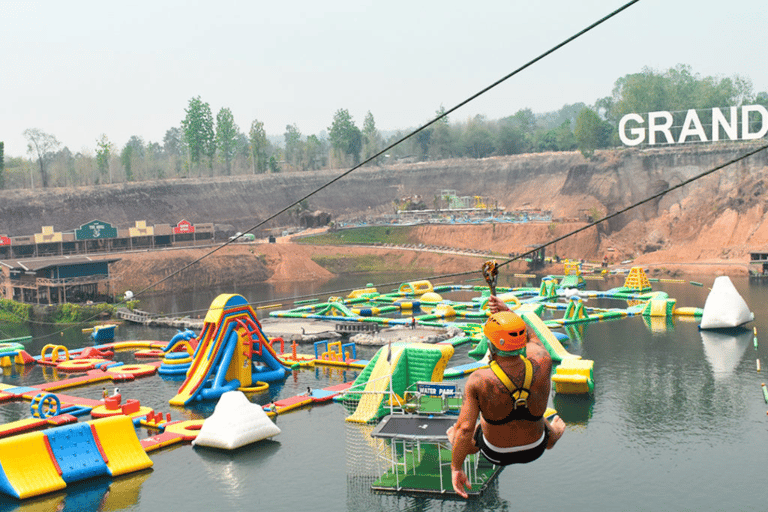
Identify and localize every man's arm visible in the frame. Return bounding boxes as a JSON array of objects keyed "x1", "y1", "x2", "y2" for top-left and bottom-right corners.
[
  {"x1": 450, "y1": 376, "x2": 481, "y2": 498},
  {"x1": 487, "y1": 295, "x2": 508, "y2": 314}
]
